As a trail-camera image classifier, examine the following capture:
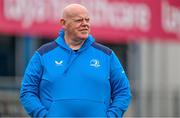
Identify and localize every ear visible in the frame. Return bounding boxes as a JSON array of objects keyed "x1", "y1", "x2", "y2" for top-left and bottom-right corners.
[{"x1": 60, "y1": 18, "x2": 66, "y2": 28}]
